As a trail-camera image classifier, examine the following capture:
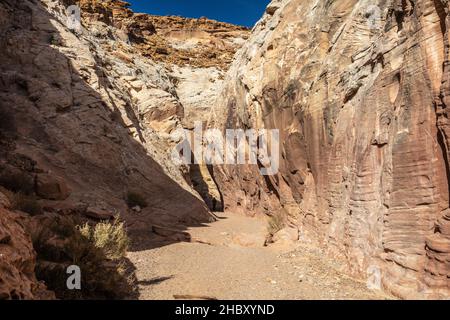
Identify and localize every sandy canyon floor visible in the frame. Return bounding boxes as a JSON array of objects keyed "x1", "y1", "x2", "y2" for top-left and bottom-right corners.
[{"x1": 128, "y1": 212, "x2": 393, "y2": 300}]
